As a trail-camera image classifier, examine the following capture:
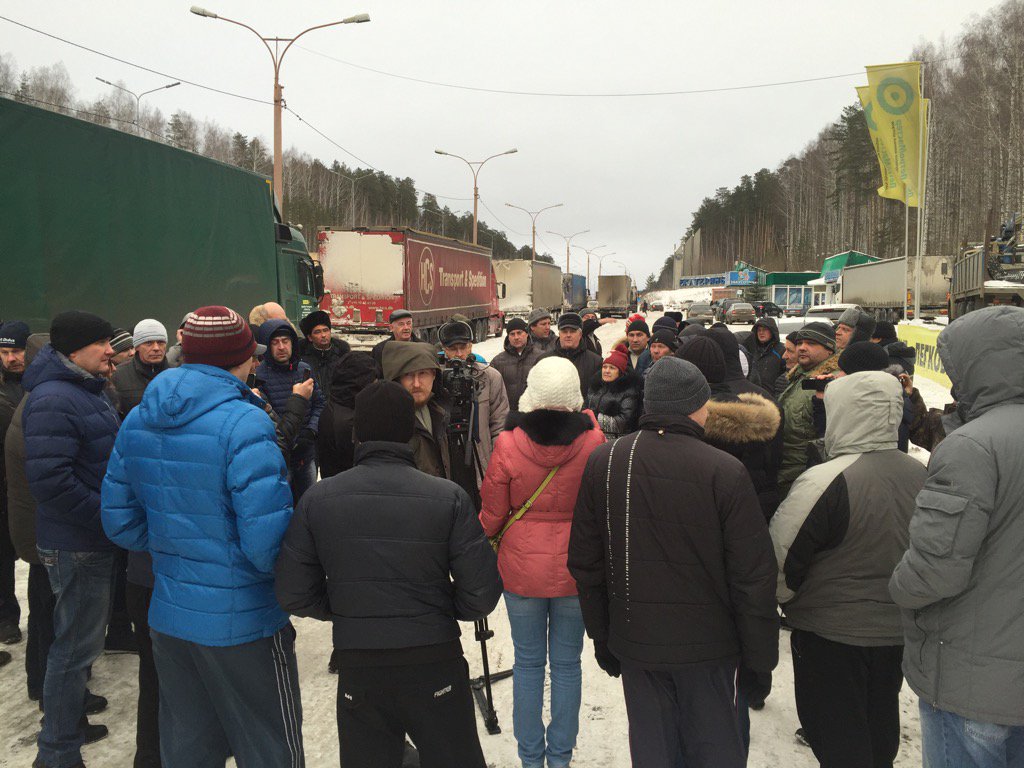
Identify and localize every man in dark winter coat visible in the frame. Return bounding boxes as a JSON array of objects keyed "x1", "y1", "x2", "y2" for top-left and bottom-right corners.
[
  {"x1": 623, "y1": 319, "x2": 653, "y2": 378},
  {"x1": 111, "y1": 319, "x2": 170, "y2": 419},
  {"x1": 569, "y1": 357, "x2": 779, "y2": 768},
  {"x1": 835, "y1": 307, "x2": 876, "y2": 351},
  {"x1": 707, "y1": 324, "x2": 776, "y2": 401},
  {"x1": 0, "y1": 320, "x2": 28, "y2": 646},
  {"x1": 890, "y1": 307, "x2": 1024, "y2": 766},
  {"x1": 527, "y1": 307, "x2": 557, "y2": 353},
  {"x1": 772, "y1": 372, "x2": 926, "y2": 768},
  {"x1": 24, "y1": 311, "x2": 121, "y2": 767},
  {"x1": 489, "y1": 317, "x2": 542, "y2": 412},
  {"x1": 256, "y1": 319, "x2": 326, "y2": 502},
  {"x1": 299, "y1": 310, "x2": 351, "y2": 394},
  {"x1": 275, "y1": 380, "x2": 501, "y2": 768},
  {"x1": 680, "y1": 337, "x2": 783, "y2": 521},
  {"x1": 382, "y1": 341, "x2": 451, "y2": 479},
  {"x1": 580, "y1": 308, "x2": 612, "y2": 356},
  {"x1": 745, "y1": 317, "x2": 786, "y2": 390},
  {"x1": 317, "y1": 351, "x2": 378, "y2": 478},
  {"x1": 541, "y1": 313, "x2": 603, "y2": 400},
  {"x1": 371, "y1": 309, "x2": 422, "y2": 375}
]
